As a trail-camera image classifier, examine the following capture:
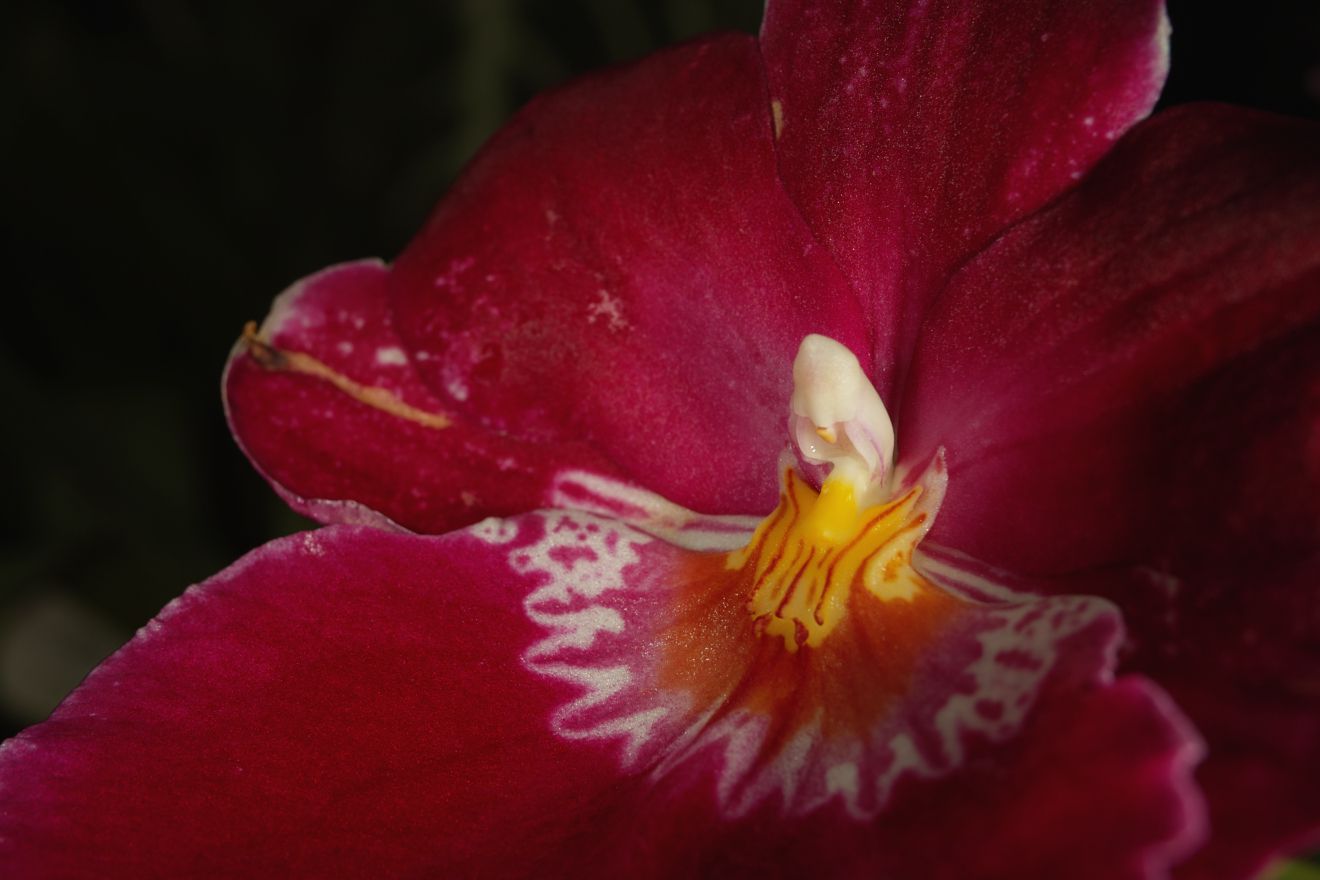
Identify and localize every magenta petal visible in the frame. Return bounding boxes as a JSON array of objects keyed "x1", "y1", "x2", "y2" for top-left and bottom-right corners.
[
  {"x1": 224, "y1": 259, "x2": 623, "y2": 533},
  {"x1": 903, "y1": 104, "x2": 1320, "y2": 574},
  {"x1": 0, "y1": 525, "x2": 633, "y2": 877},
  {"x1": 389, "y1": 34, "x2": 866, "y2": 517},
  {"x1": 760, "y1": 0, "x2": 1169, "y2": 392}
]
